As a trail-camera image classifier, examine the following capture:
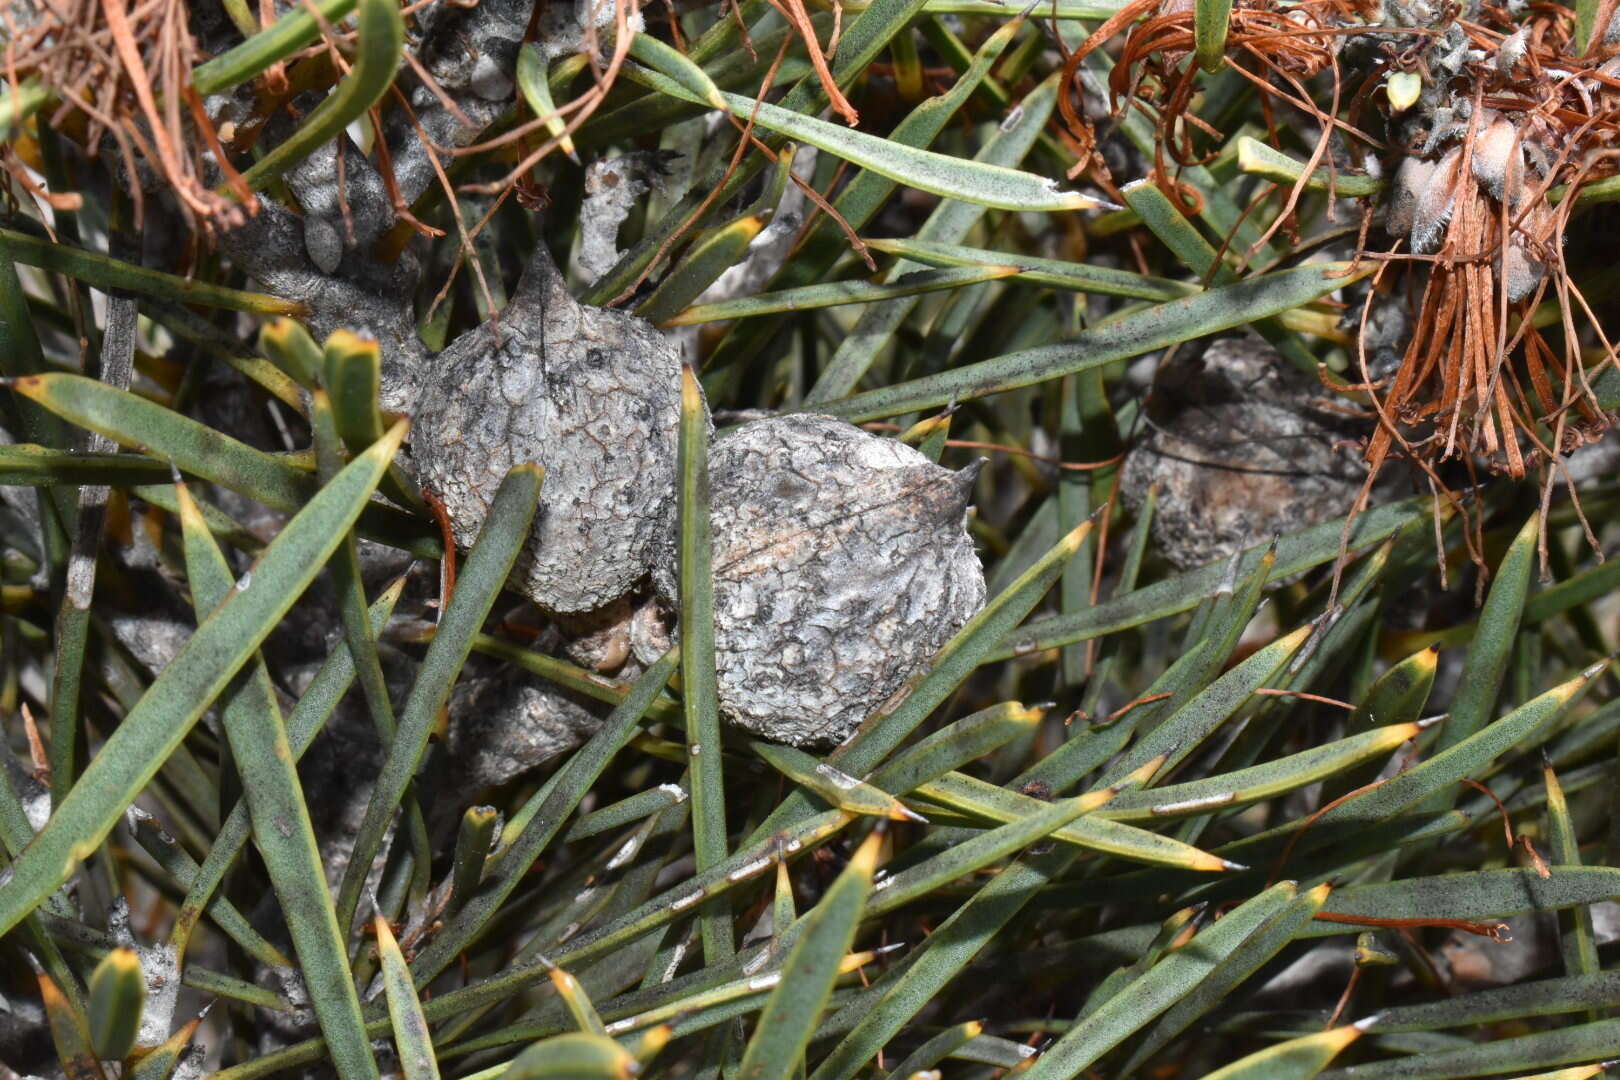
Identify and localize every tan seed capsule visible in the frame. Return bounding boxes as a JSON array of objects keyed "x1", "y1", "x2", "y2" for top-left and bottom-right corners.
[
  {"x1": 1412, "y1": 146, "x2": 1463, "y2": 254},
  {"x1": 1502, "y1": 201, "x2": 1551, "y2": 302},
  {"x1": 1471, "y1": 116, "x2": 1523, "y2": 204},
  {"x1": 1388, "y1": 154, "x2": 1438, "y2": 238}
]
